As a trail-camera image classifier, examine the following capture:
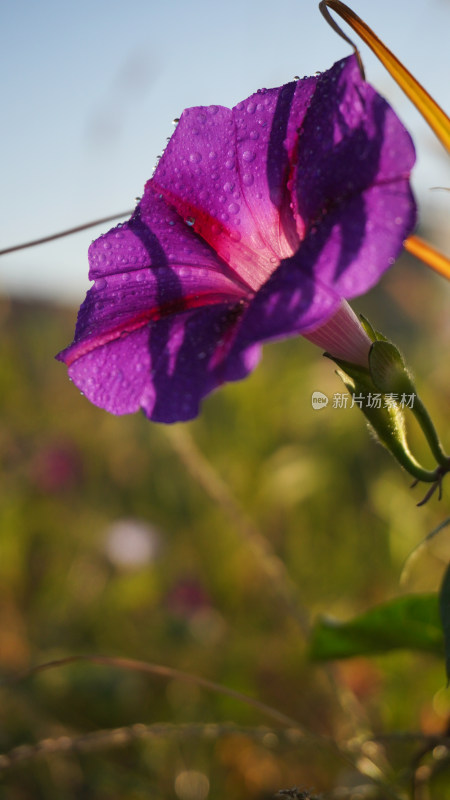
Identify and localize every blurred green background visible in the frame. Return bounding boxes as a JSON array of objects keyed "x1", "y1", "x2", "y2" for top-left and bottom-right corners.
[{"x1": 0, "y1": 251, "x2": 449, "y2": 799}]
